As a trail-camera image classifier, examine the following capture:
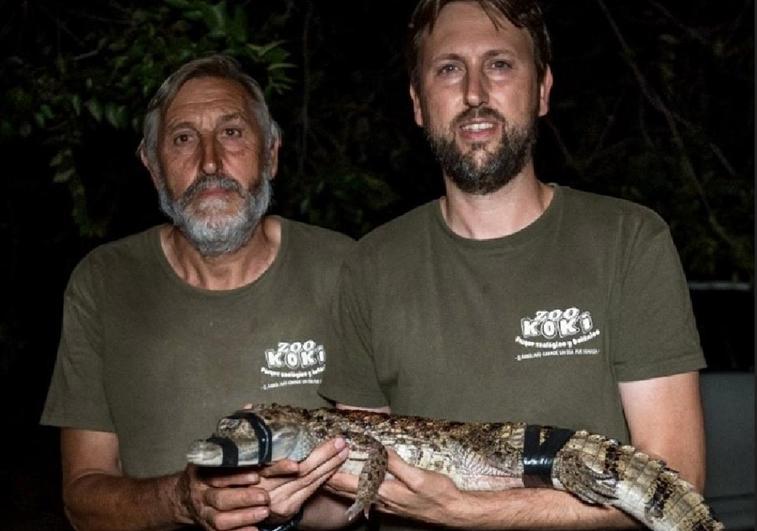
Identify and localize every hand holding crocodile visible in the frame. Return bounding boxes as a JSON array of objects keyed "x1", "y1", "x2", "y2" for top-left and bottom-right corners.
[
  {"x1": 256, "y1": 438, "x2": 350, "y2": 526},
  {"x1": 175, "y1": 463, "x2": 270, "y2": 530},
  {"x1": 187, "y1": 404, "x2": 724, "y2": 531}
]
